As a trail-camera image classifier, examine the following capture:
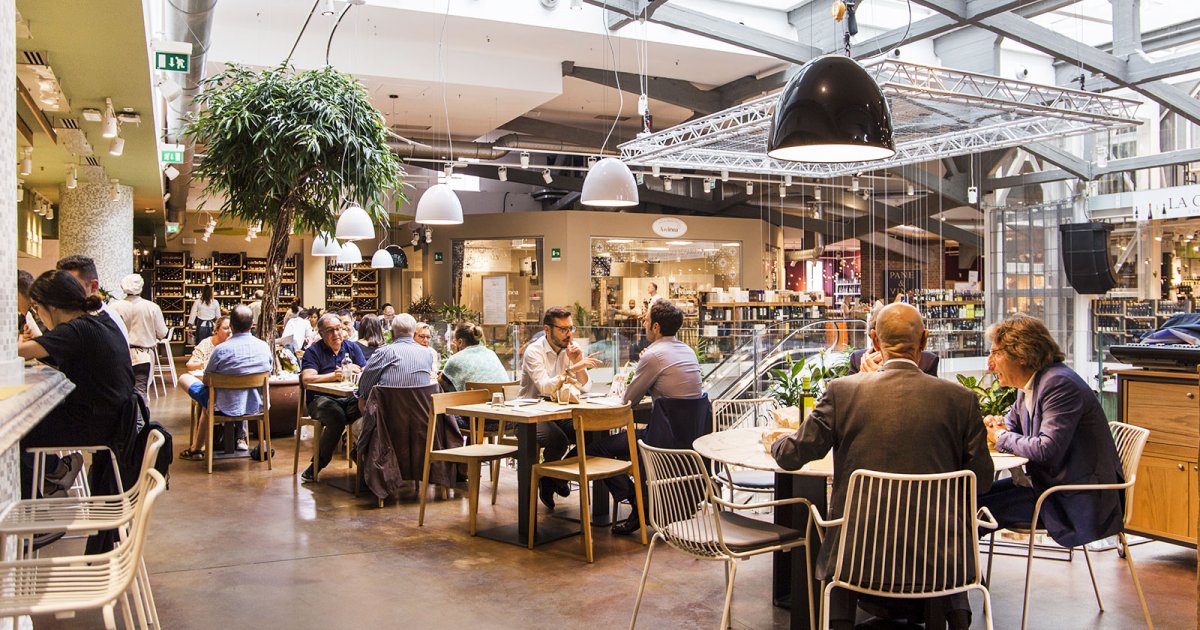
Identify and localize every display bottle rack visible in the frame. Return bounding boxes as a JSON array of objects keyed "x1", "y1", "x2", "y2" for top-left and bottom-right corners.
[
  {"x1": 1092, "y1": 297, "x2": 1194, "y2": 361},
  {"x1": 325, "y1": 260, "x2": 380, "y2": 312}
]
